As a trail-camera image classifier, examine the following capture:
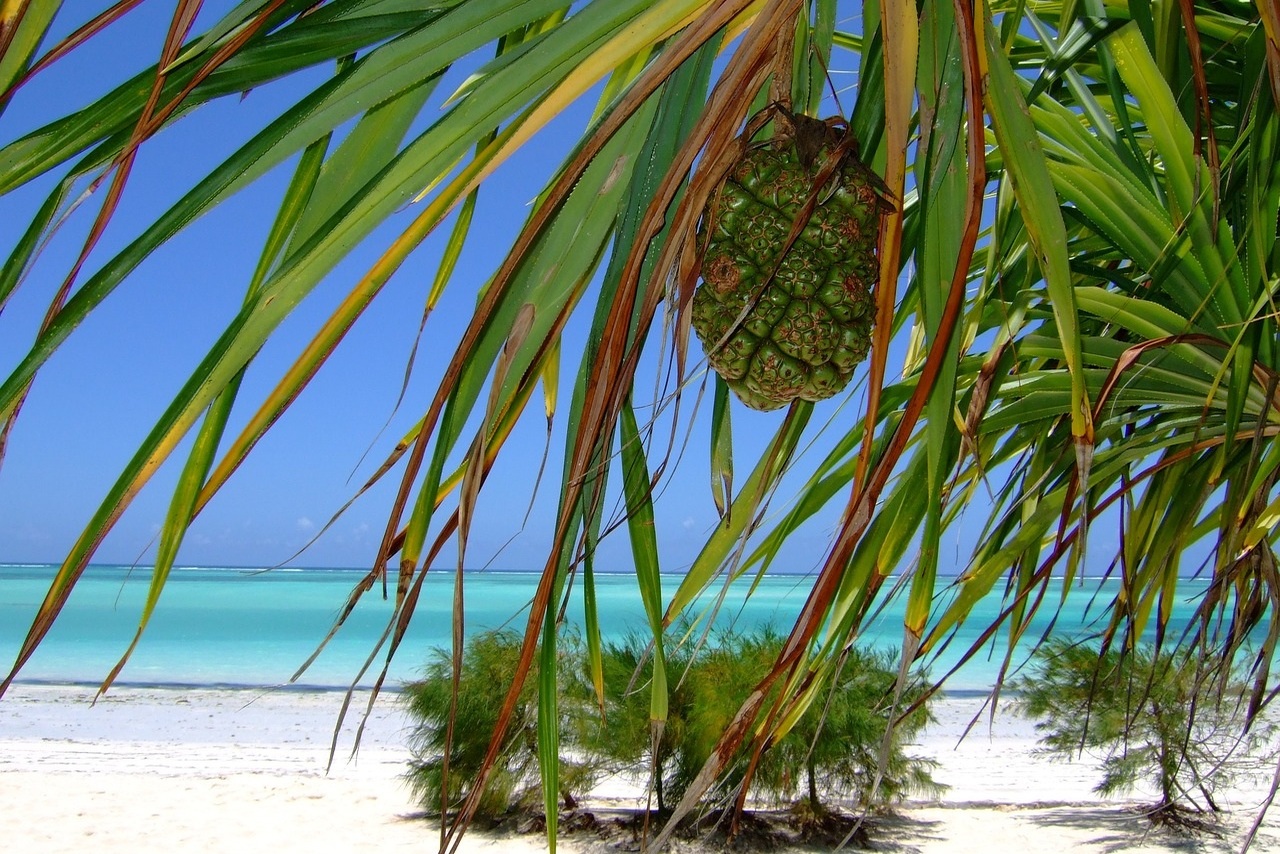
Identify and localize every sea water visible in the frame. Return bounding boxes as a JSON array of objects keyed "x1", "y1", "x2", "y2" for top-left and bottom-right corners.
[{"x1": 0, "y1": 564, "x2": 1219, "y2": 693}]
